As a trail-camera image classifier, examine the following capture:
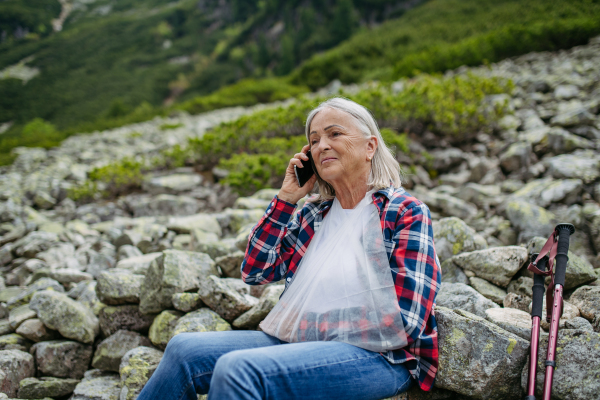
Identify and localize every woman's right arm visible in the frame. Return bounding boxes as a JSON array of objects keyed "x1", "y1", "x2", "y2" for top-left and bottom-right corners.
[
  {"x1": 240, "y1": 196, "x2": 304, "y2": 285},
  {"x1": 241, "y1": 145, "x2": 317, "y2": 285}
]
